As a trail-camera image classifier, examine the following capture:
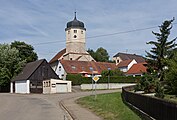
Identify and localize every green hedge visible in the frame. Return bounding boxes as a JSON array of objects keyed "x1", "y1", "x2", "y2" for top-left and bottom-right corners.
[{"x1": 66, "y1": 74, "x2": 141, "y2": 85}]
